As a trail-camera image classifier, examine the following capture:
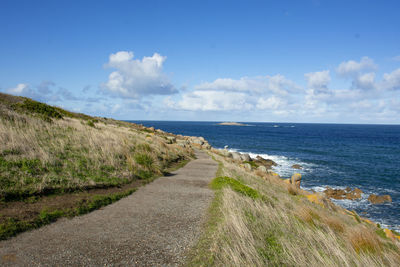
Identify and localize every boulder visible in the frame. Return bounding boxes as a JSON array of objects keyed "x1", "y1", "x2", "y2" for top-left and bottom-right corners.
[
  {"x1": 292, "y1": 164, "x2": 302, "y2": 169},
  {"x1": 368, "y1": 194, "x2": 392, "y2": 204},
  {"x1": 257, "y1": 165, "x2": 267, "y2": 172},
  {"x1": 240, "y1": 153, "x2": 251, "y2": 162},
  {"x1": 291, "y1": 173, "x2": 302, "y2": 188},
  {"x1": 244, "y1": 163, "x2": 252, "y2": 171},
  {"x1": 323, "y1": 186, "x2": 363, "y2": 200},
  {"x1": 324, "y1": 187, "x2": 346, "y2": 199},
  {"x1": 148, "y1": 127, "x2": 155, "y2": 132},
  {"x1": 254, "y1": 156, "x2": 277, "y2": 169},
  {"x1": 231, "y1": 152, "x2": 242, "y2": 161}
]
